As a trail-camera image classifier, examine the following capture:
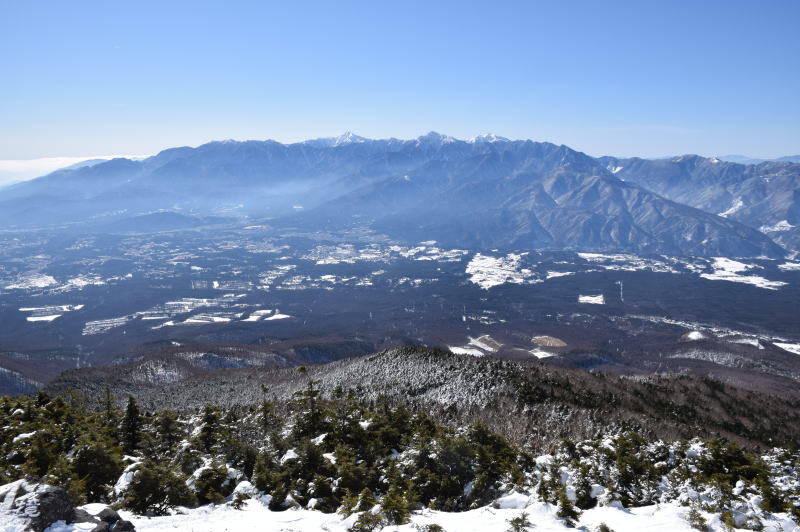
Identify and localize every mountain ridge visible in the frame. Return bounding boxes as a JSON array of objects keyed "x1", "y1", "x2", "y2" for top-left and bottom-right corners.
[{"x1": 0, "y1": 134, "x2": 789, "y2": 258}]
